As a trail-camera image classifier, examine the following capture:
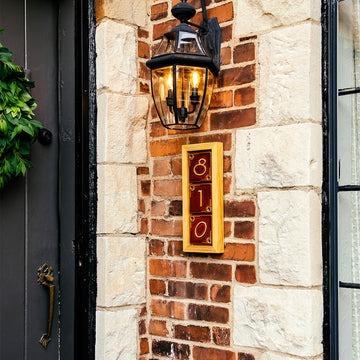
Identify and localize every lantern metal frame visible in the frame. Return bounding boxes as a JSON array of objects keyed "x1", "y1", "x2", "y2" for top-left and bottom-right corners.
[{"x1": 146, "y1": 0, "x2": 221, "y2": 130}]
